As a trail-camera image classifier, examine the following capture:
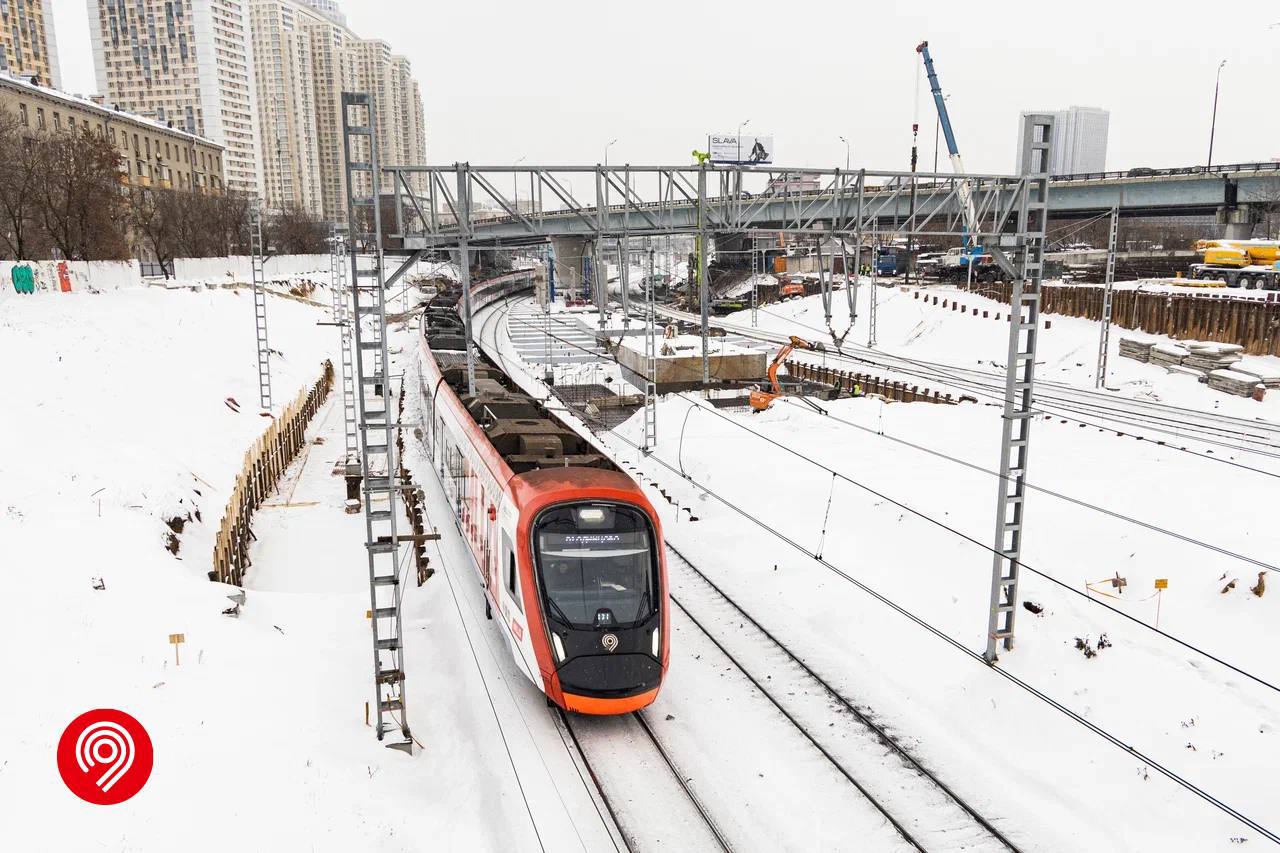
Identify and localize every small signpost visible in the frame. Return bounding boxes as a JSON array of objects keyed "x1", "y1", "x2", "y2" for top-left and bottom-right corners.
[
  {"x1": 169, "y1": 633, "x2": 185, "y2": 666},
  {"x1": 1154, "y1": 579, "x2": 1168, "y2": 627}
]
